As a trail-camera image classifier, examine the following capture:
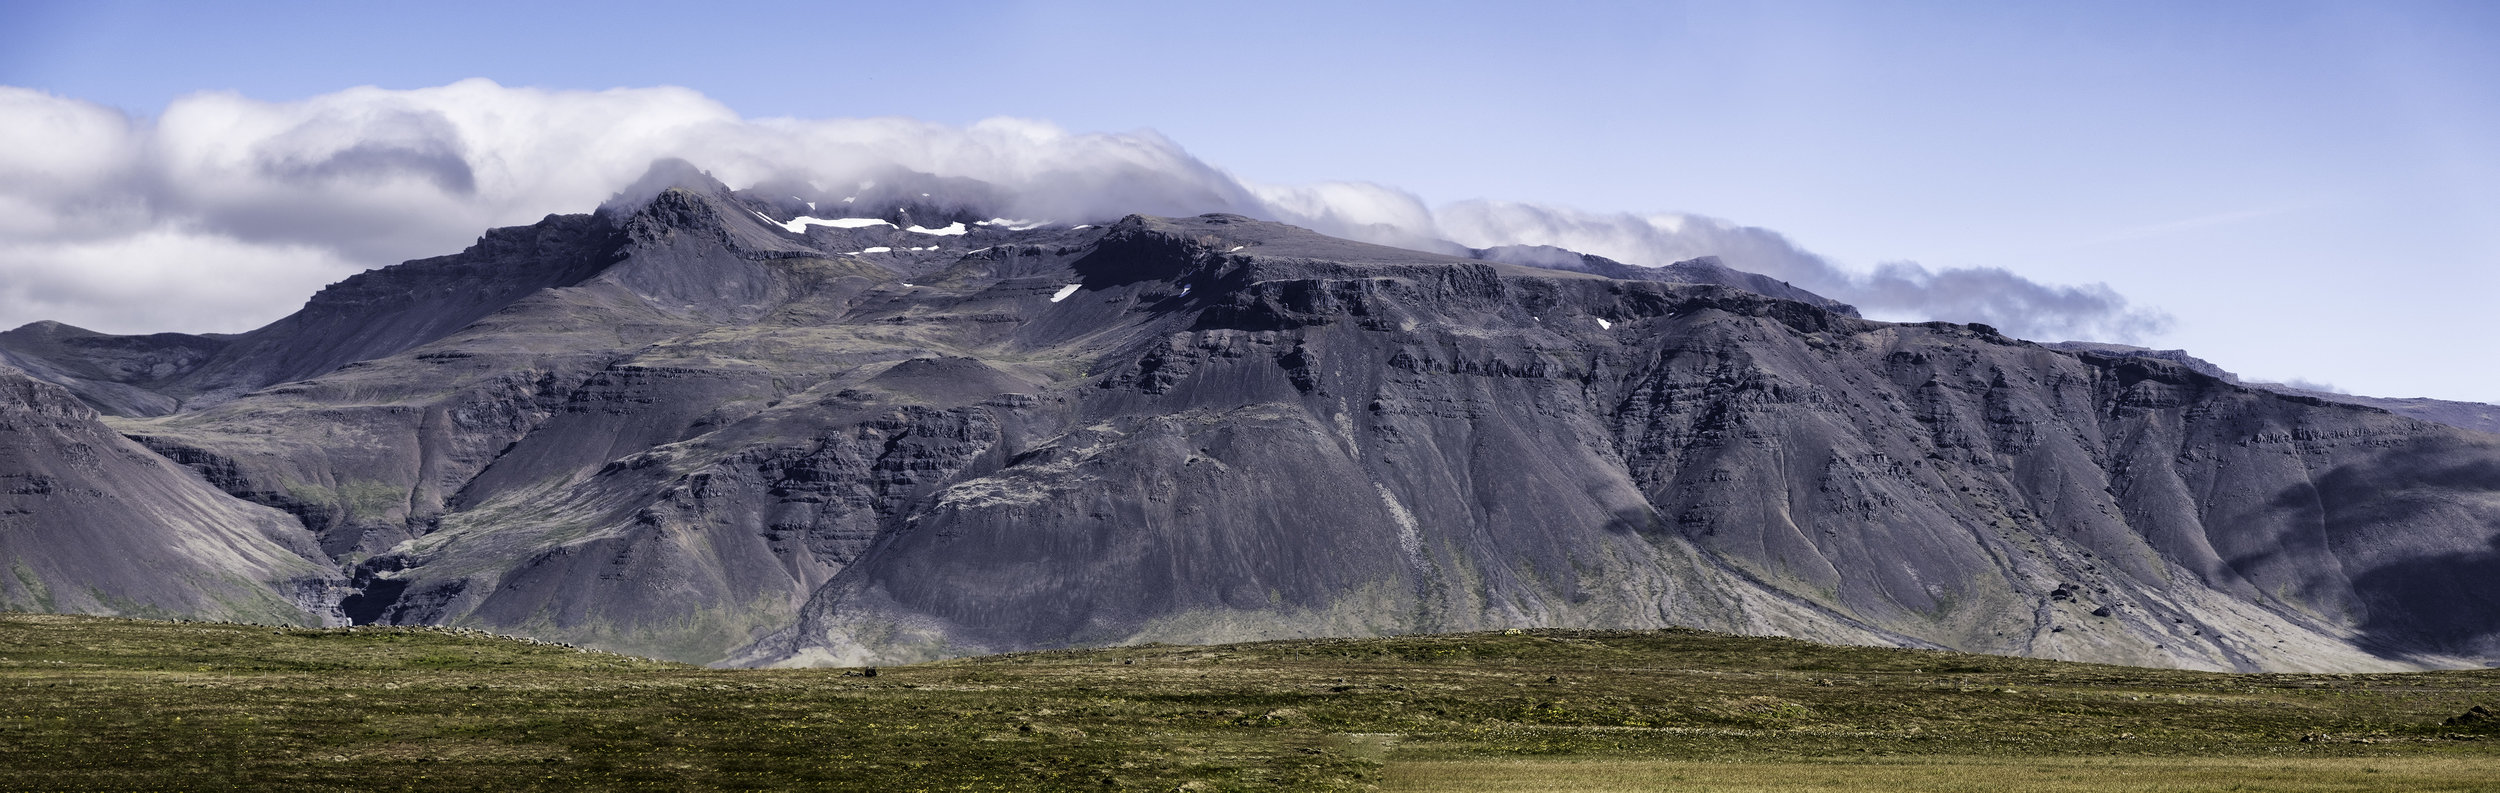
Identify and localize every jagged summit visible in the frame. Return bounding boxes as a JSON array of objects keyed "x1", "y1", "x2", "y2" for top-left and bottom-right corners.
[
  {"x1": 598, "y1": 157, "x2": 727, "y2": 215},
  {"x1": 2, "y1": 169, "x2": 2497, "y2": 674}
]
